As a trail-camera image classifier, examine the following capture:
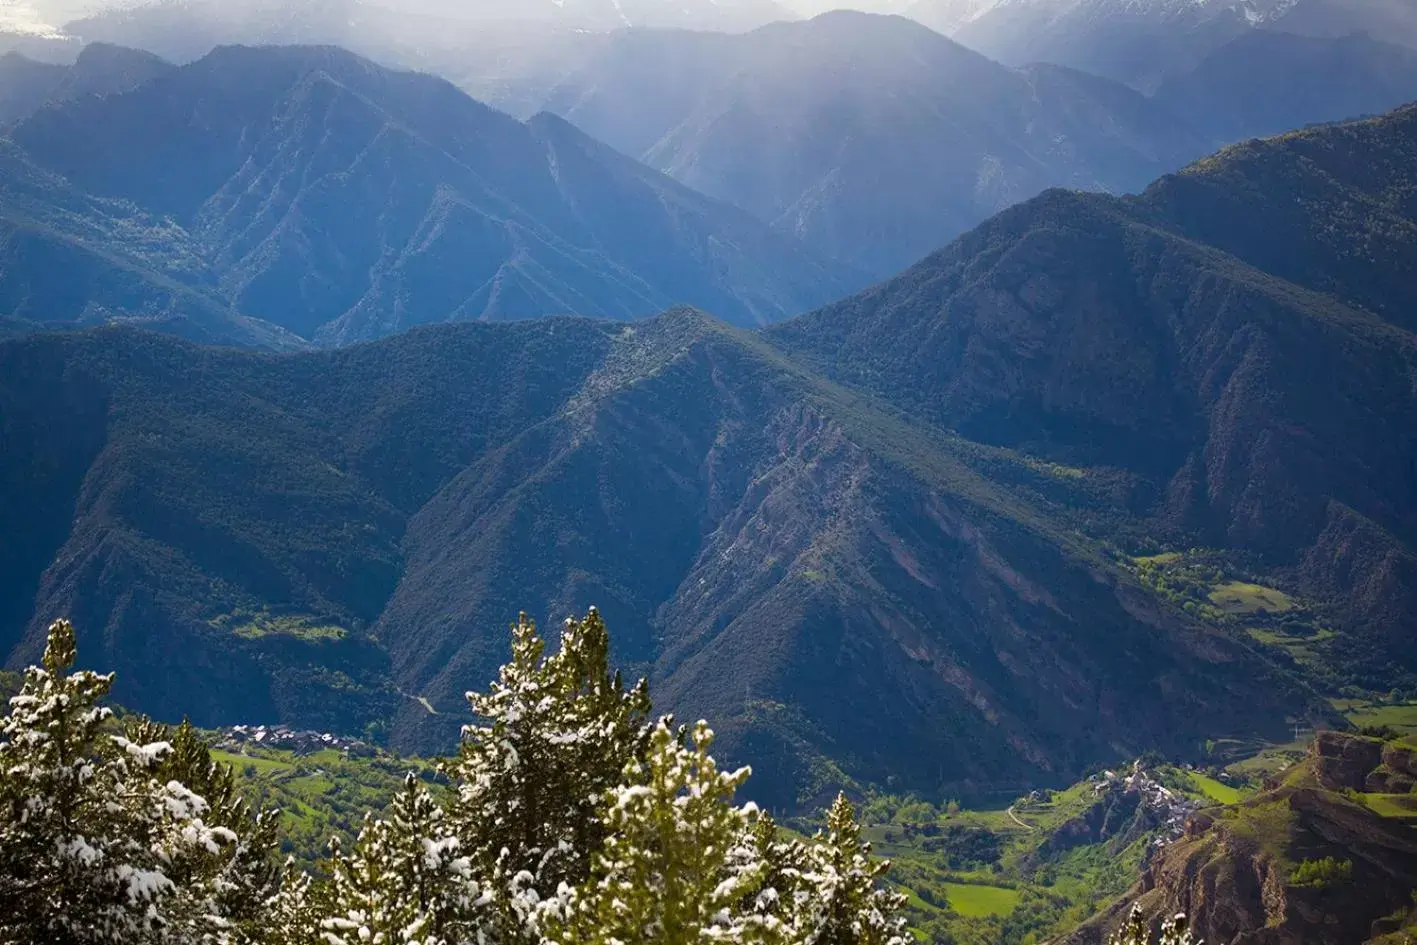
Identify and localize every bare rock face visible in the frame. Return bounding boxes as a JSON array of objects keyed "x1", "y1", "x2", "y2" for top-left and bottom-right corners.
[{"x1": 1311, "y1": 731, "x2": 1384, "y2": 791}]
